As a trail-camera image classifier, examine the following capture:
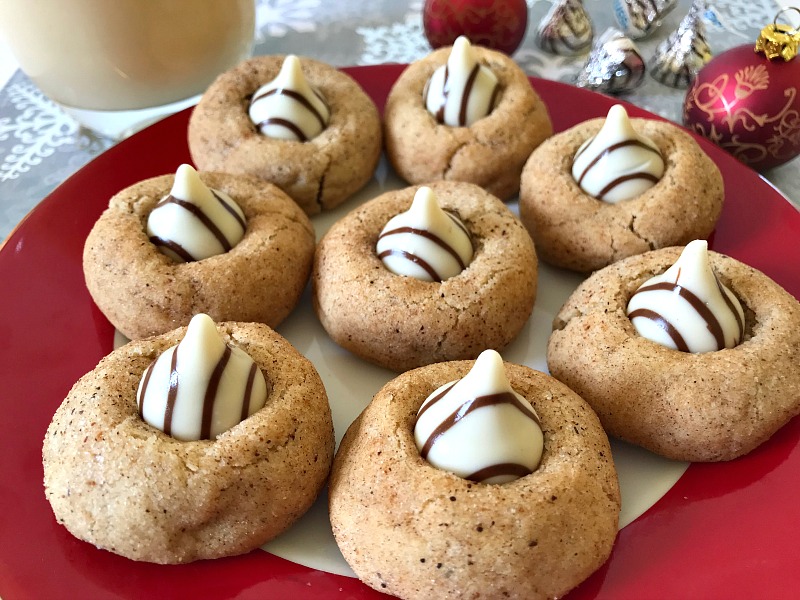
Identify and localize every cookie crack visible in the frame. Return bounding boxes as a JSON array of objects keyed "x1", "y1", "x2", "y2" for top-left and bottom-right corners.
[
  {"x1": 314, "y1": 146, "x2": 334, "y2": 212},
  {"x1": 626, "y1": 213, "x2": 655, "y2": 250},
  {"x1": 315, "y1": 173, "x2": 326, "y2": 212},
  {"x1": 442, "y1": 139, "x2": 470, "y2": 180}
]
